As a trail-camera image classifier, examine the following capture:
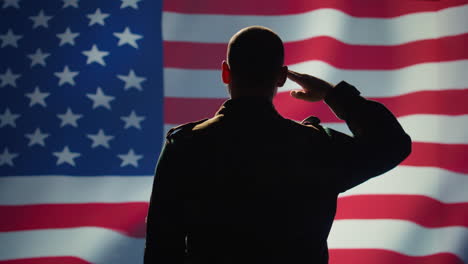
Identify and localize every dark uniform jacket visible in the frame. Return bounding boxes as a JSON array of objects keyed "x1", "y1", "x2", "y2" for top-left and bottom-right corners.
[{"x1": 144, "y1": 81, "x2": 412, "y2": 264}]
